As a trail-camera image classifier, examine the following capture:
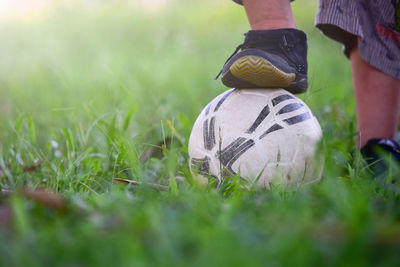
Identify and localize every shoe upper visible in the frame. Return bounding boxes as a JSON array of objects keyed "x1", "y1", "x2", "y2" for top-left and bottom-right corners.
[
  {"x1": 238, "y1": 29, "x2": 308, "y2": 77},
  {"x1": 217, "y1": 29, "x2": 309, "y2": 93},
  {"x1": 361, "y1": 138, "x2": 400, "y2": 178}
]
